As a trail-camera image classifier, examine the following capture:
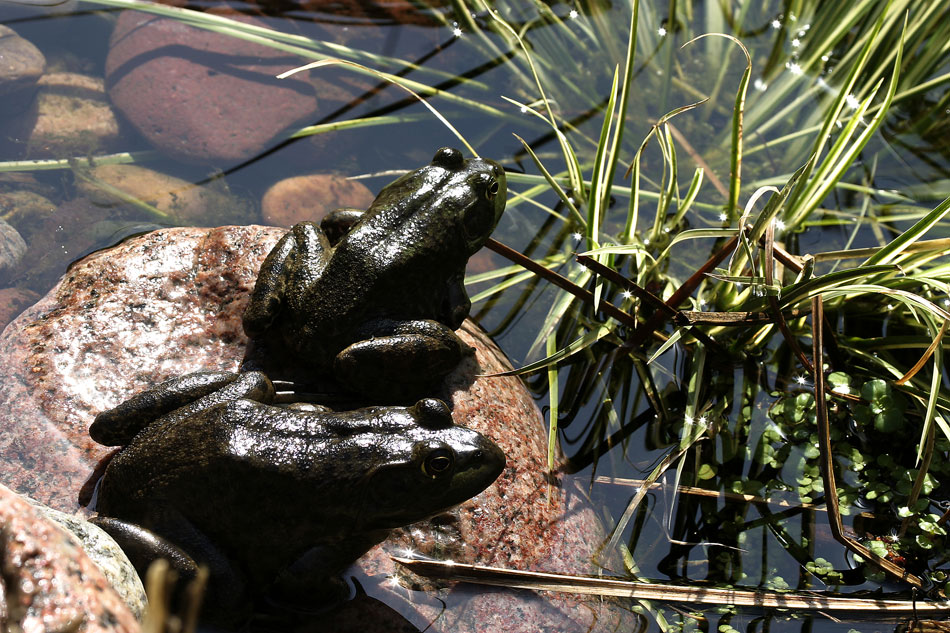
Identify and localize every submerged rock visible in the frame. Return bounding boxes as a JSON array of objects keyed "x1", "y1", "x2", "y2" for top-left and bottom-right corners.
[
  {"x1": 0, "y1": 25, "x2": 46, "y2": 114},
  {"x1": 105, "y1": 11, "x2": 318, "y2": 163},
  {"x1": 0, "y1": 218, "x2": 26, "y2": 283},
  {"x1": 0, "y1": 226, "x2": 626, "y2": 632},
  {"x1": 76, "y1": 163, "x2": 258, "y2": 226},
  {"x1": 0, "y1": 189, "x2": 57, "y2": 243},
  {"x1": 0, "y1": 483, "x2": 140, "y2": 633},
  {"x1": 261, "y1": 174, "x2": 374, "y2": 227},
  {"x1": 14, "y1": 72, "x2": 121, "y2": 158},
  {"x1": 0, "y1": 286, "x2": 38, "y2": 331}
]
